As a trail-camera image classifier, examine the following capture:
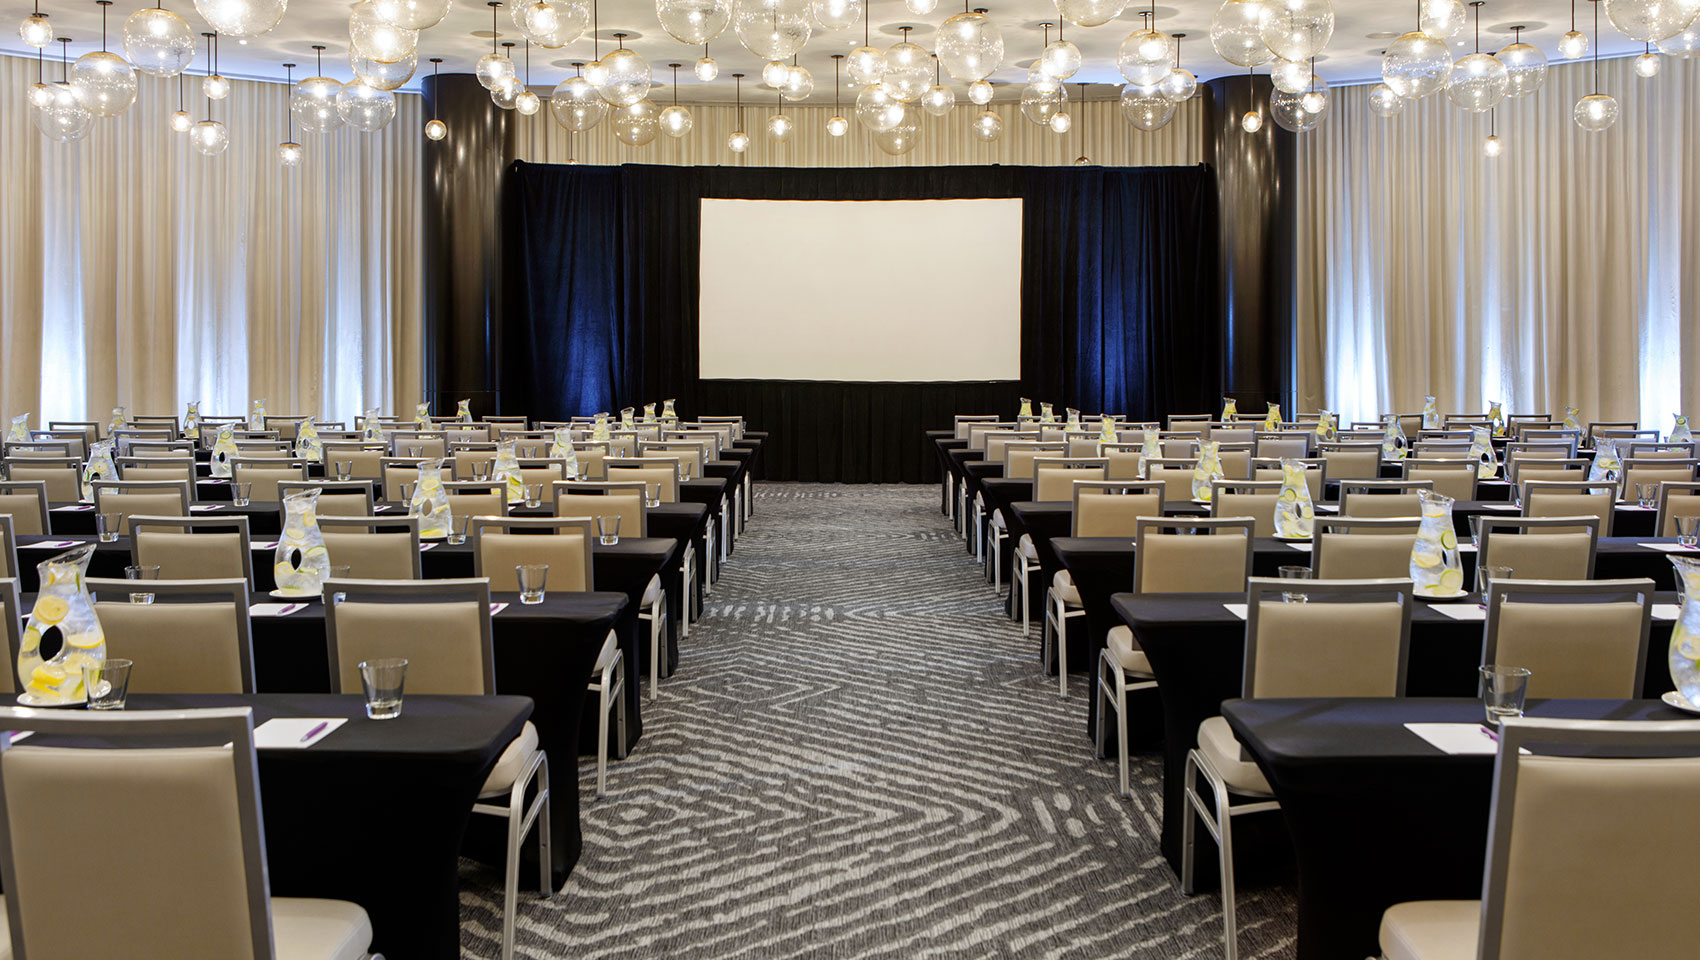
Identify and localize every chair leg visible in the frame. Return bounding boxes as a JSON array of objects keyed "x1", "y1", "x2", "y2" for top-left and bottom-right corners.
[
  {"x1": 501, "y1": 797, "x2": 522, "y2": 960},
  {"x1": 1114, "y1": 673, "x2": 1129, "y2": 797},
  {"x1": 1181, "y1": 752, "x2": 1201, "y2": 896},
  {"x1": 537, "y1": 755, "x2": 553, "y2": 898},
  {"x1": 1020, "y1": 562, "x2": 1033, "y2": 638},
  {"x1": 615, "y1": 657, "x2": 629, "y2": 759},
  {"x1": 1216, "y1": 774, "x2": 1240, "y2": 960},
  {"x1": 596, "y1": 680, "x2": 610, "y2": 800},
  {"x1": 1050, "y1": 592, "x2": 1068, "y2": 697}
]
